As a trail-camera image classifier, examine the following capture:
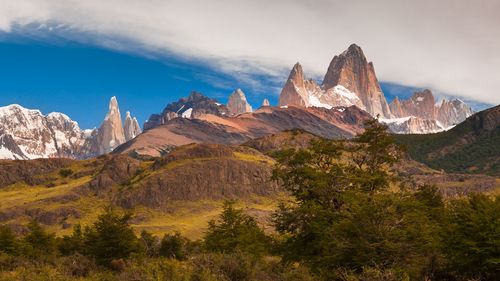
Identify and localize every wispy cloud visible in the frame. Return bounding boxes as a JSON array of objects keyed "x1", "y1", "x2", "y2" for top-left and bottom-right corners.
[{"x1": 0, "y1": 0, "x2": 499, "y2": 104}]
